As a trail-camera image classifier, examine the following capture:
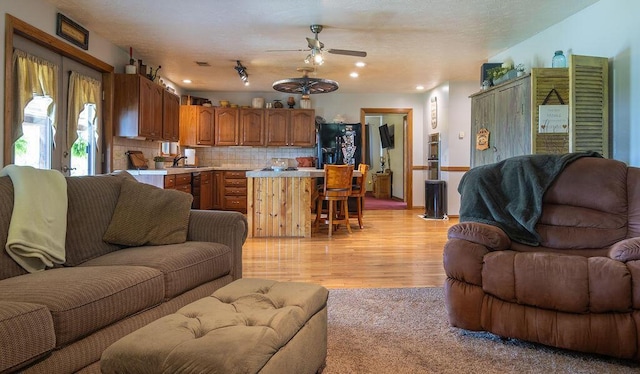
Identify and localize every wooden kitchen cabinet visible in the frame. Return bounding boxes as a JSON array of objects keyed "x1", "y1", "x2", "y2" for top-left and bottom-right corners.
[
  {"x1": 266, "y1": 109, "x2": 315, "y2": 147},
  {"x1": 179, "y1": 105, "x2": 214, "y2": 146},
  {"x1": 223, "y1": 170, "x2": 247, "y2": 213},
  {"x1": 239, "y1": 108, "x2": 265, "y2": 146},
  {"x1": 163, "y1": 173, "x2": 192, "y2": 194},
  {"x1": 114, "y1": 74, "x2": 163, "y2": 140},
  {"x1": 162, "y1": 90, "x2": 180, "y2": 142},
  {"x1": 199, "y1": 171, "x2": 213, "y2": 210},
  {"x1": 212, "y1": 170, "x2": 224, "y2": 210},
  {"x1": 214, "y1": 108, "x2": 239, "y2": 146}
]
